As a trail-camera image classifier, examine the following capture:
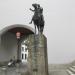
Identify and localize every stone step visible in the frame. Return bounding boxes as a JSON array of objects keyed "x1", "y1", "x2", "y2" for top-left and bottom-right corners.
[
  {"x1": 69, "y1": 67, "x2": 75, "y2": 73},
  {"x1": 66, "y1": 66, "x2": 75, "y2": 75},
  {"x1": 72, "y1": 66, "x2": 75, "y2": 69},
  {"x1": 66, "y1": 69, "x2": 75, "y2": 75}
]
